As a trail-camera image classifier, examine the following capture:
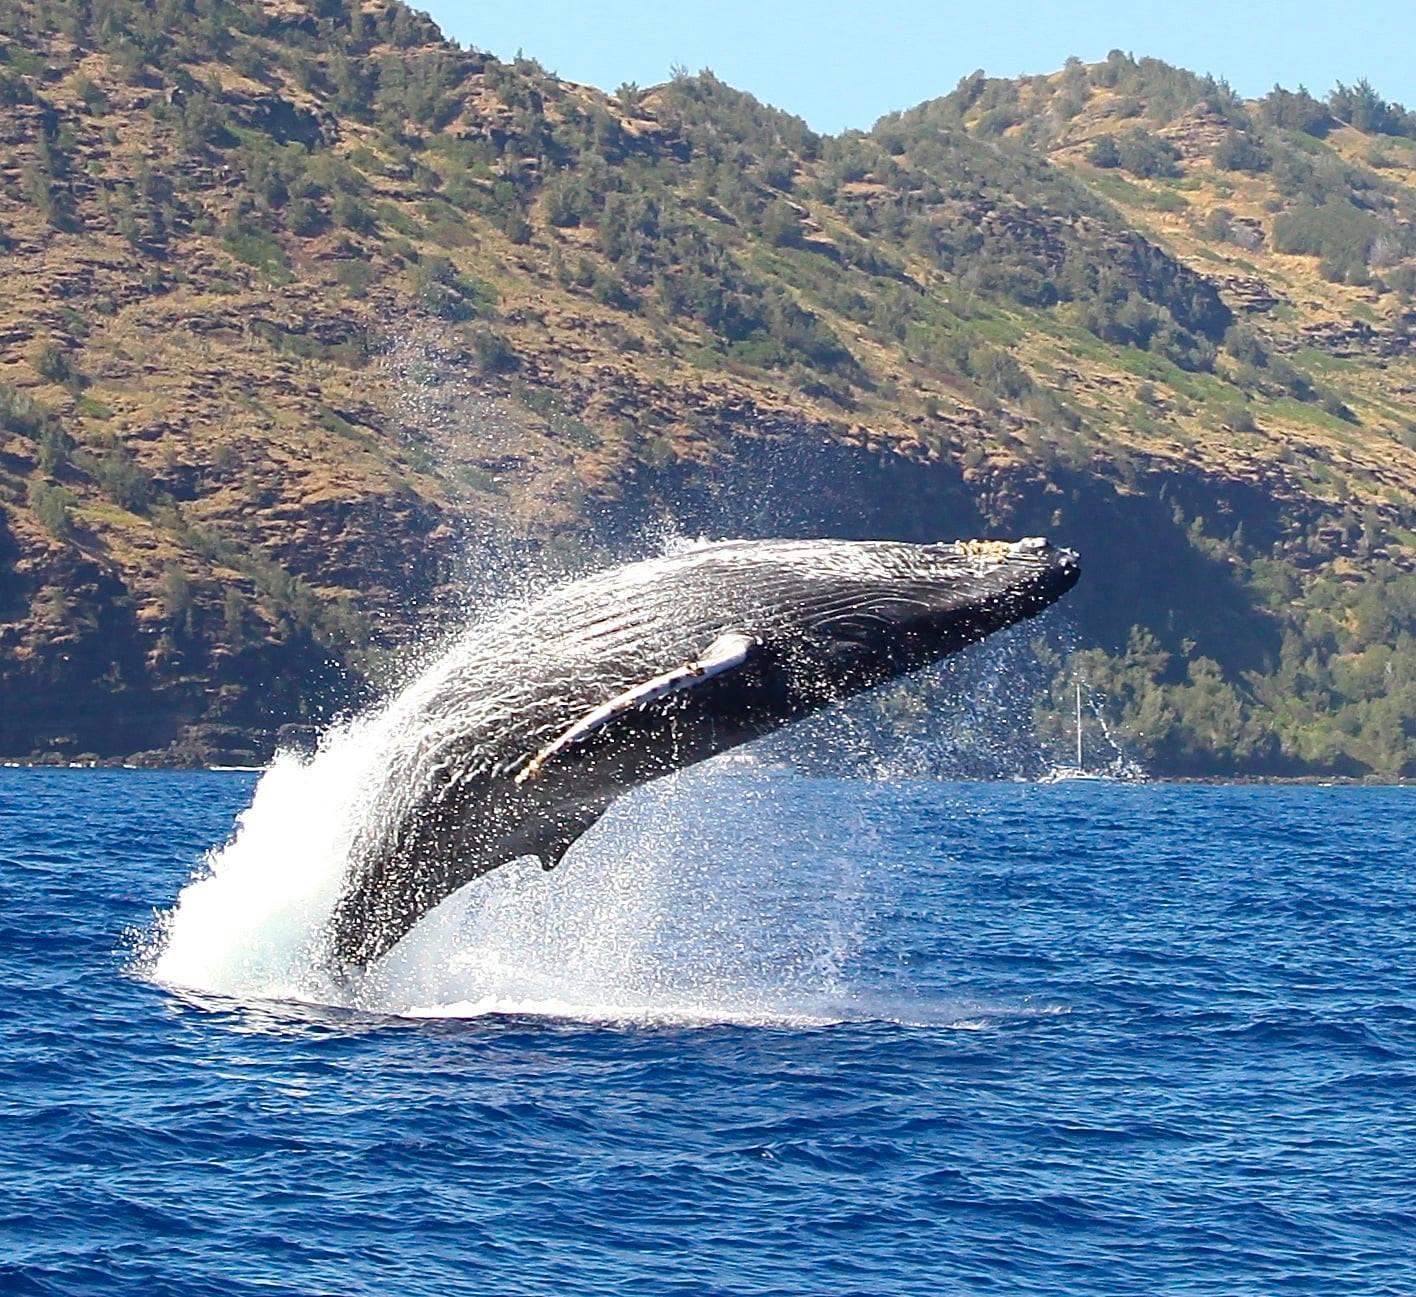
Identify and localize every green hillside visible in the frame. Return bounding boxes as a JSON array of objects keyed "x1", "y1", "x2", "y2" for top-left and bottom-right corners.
[{"x1": 0, "y1": 3, "x2": 1414, "y2": 774}]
